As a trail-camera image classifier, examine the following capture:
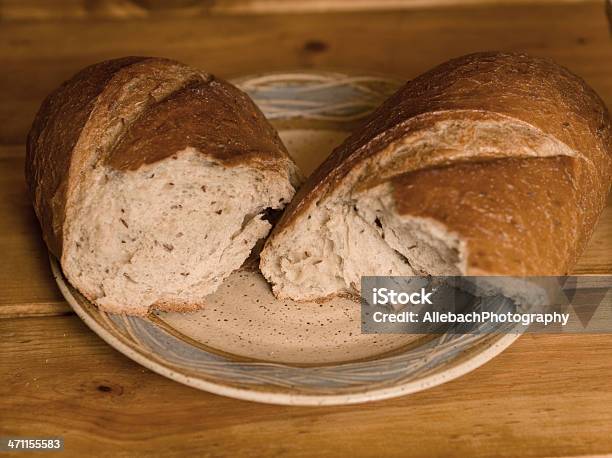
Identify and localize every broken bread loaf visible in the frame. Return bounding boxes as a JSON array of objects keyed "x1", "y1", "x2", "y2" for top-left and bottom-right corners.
[
  {"x1": 27, "y1": 57, "x2": 300, "y2": 315},
  {"x1": 260, "y1": 52, "x2": 611, "y2": 301}
]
